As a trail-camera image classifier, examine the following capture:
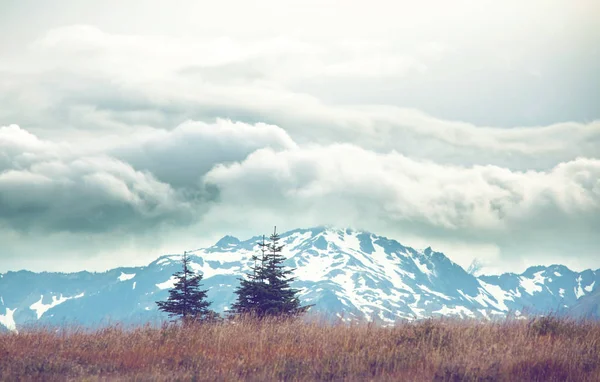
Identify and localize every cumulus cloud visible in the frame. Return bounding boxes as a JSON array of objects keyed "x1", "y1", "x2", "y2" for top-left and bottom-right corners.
[
  {"x1": 205, "y1": 145, "x2": 600, "y2": 234},
  {"x1": 203, "y1": 145, "x2": 600, "y2": 270},
  {"x1": 112, "y1": 119, "x2": 297, "y2": 188},
  {"x1": 0, "y1": 120, "x2": 295, "y2": 234},
  {"x1": 0, "y1": 145, "x2": 190, "y2": 234},
  {"x1": 1, "y1": 119, "x2": 598, "y2": 272},
  {"x1": 0, "y1": 1, "x2": 598, "y2": 273}
]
